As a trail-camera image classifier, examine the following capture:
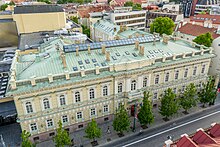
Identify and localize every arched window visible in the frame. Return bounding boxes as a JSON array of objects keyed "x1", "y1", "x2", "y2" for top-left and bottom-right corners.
[
  {"x1": 131, "y1": 80, "x2": 136, "y2": 91},
  {"x1": 43, "y1": 98, "x2": 50, "y2": 110},
  {"x1": 59, "y1": 95, "x2": 66, "y2": 106},
  {"x1": 26, "y1": 102, "x2": 33, "y2": 114},
  {"x1": 89, "y1": 88, "x2": 95, "y2": 99},
  {"x1": 155, "y1": 75, "x2": 159, "y2": 84},
  {"x1": 75, "y1": 91, "x2": 81, "y2": 103},
  {"x1": 118, "y1": 83, "x2": 123, "y2": 93},
  {"x1": 143, "y1": 77, "x2": 148, "y2": 87},
  {"x1": 103, "y1": 86, "x2": 108, "y2": 96},
  {"x1": 165, "y1": 72, "x2": 169, "y2": 82}
]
